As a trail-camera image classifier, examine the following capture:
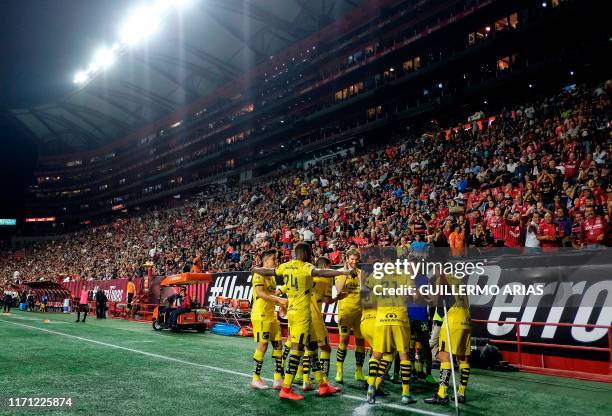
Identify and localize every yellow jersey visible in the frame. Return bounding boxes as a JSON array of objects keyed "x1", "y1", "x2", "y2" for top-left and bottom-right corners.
[
  {"x1": 360, "y1": 271, "x2": 378, "y2": 320},
  {"x1": 375, "y1": 272, "x2": 412, "y2": 326},
  {"x1": 310, "y1": 276, "x2": 331, "y2": 324},
  {"x1": 338, "y1": 269, "x2": 362, "y2": 315},
  {"x1": 440, "y1": 273, "x2": 470, "y2": 328},
  {"x1": 251, "y1": 272, "x2": 278, "y2": 320},
  {"x1": 275, "y1": 260, "x2": 315, "y2": 317},
  {"x1": 312, "y1": 276, "x2": 332, "y2": 308}
]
